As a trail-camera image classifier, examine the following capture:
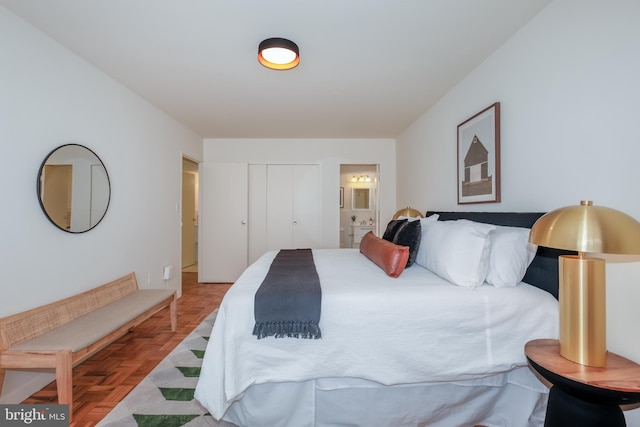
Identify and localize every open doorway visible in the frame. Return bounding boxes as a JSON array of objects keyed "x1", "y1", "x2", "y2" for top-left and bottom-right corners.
[
  {"x1": 182, "y1": 157, "x2": 199, "y2": 272},
  {"x1": 339, "y1": 164, "x2": 379, "y2": 248}
]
